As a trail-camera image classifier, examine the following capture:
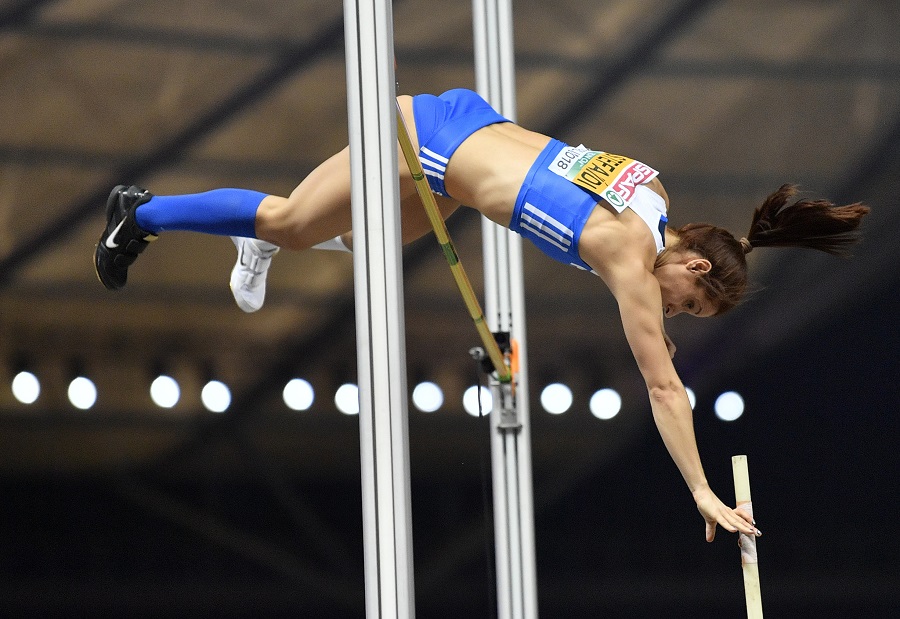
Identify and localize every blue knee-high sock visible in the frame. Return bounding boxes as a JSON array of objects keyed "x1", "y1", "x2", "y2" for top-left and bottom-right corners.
[{"x1": 134, "y1": 188, "x2": 267, "y2": 238}]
